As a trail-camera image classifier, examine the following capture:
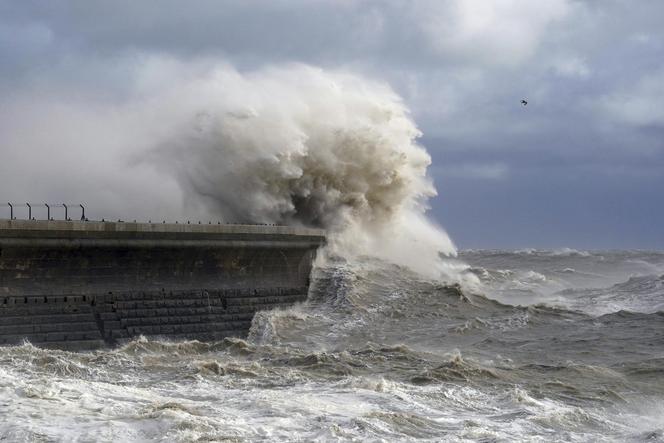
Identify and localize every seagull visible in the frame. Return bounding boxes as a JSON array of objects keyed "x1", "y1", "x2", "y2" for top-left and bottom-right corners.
[{"x1": 521, "y1": 99, "x2": 528, "y2": 106}]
